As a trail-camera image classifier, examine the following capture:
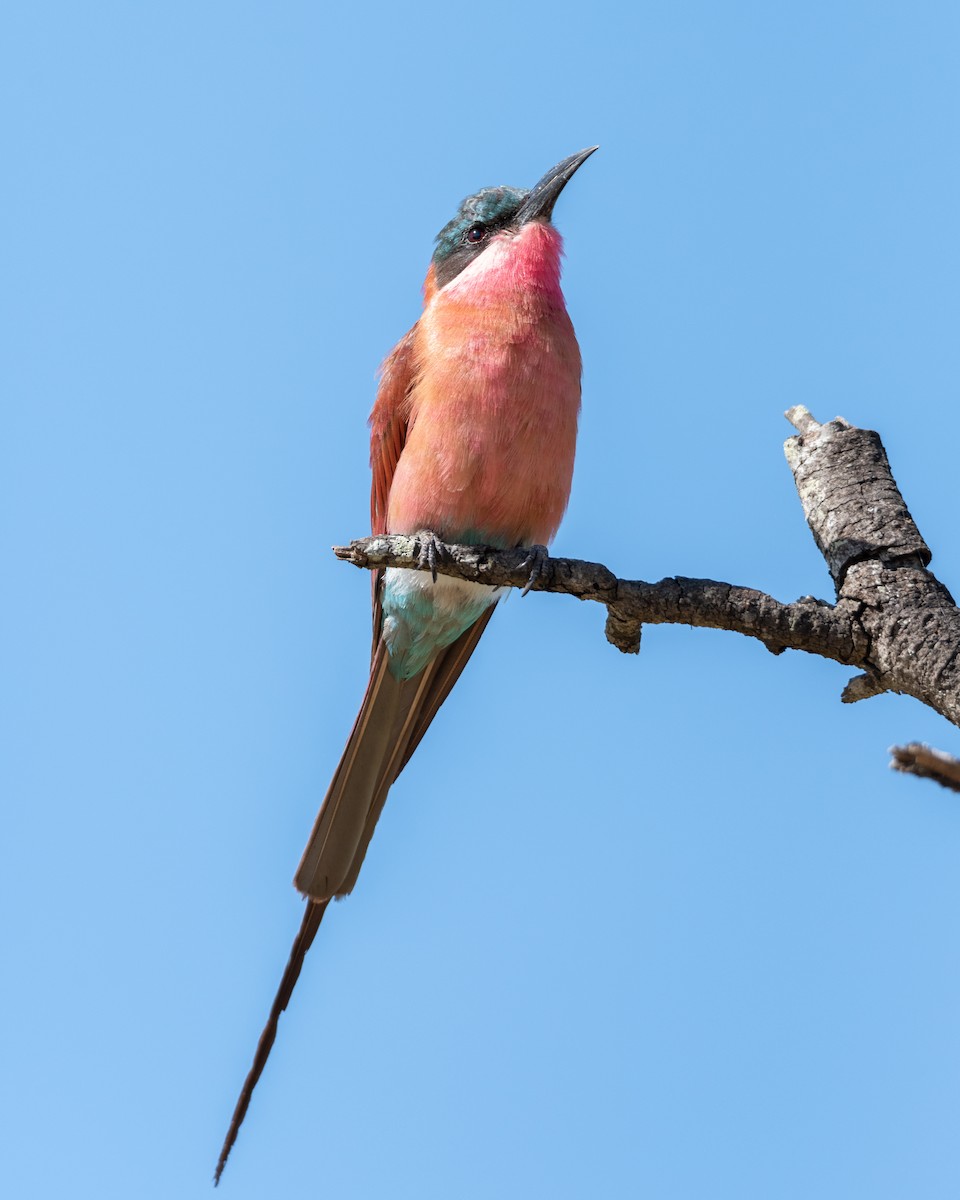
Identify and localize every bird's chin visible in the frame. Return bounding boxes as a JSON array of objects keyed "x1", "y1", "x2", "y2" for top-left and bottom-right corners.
[{"x1": 441, "y1": 221, "x2": 565, "y2": 302}]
